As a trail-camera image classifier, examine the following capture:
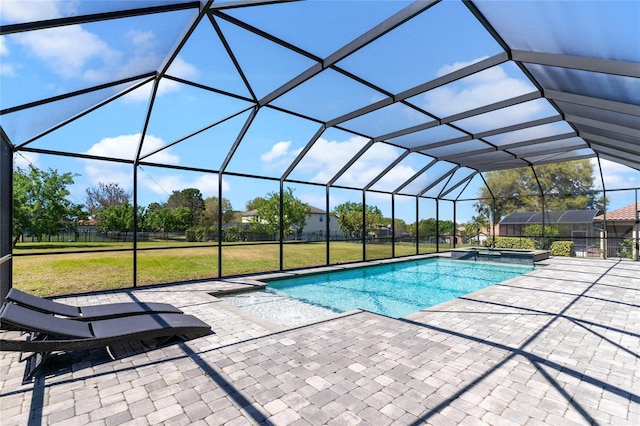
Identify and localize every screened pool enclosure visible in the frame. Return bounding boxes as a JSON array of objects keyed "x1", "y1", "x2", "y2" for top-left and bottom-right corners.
[{"x1": 1, "y1": 0, "x2": 639, "y2": 297}]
